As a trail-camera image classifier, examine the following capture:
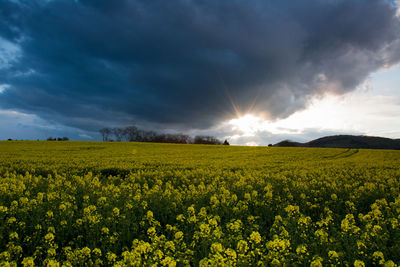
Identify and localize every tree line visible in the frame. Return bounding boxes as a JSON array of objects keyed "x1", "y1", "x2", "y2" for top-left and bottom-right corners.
[
  {"x1": 47, "y1": 137, "x2": 69, "y2": 141},
  {"x1": 99, "y1": 126, "x2": 229, "y2": 145}
]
